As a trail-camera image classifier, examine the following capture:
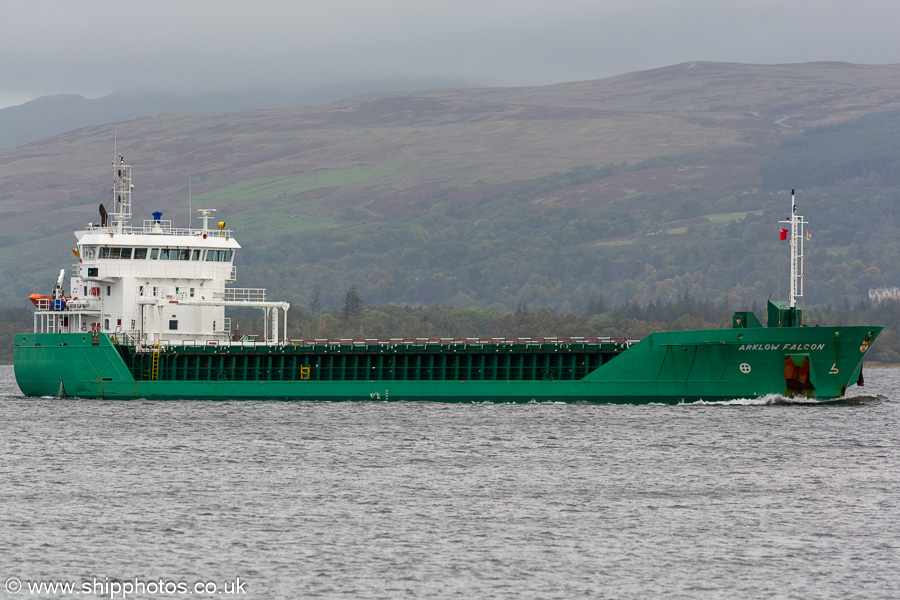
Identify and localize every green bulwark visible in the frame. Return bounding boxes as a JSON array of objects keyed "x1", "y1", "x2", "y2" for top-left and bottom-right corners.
[
  {"x1": 768, "y1": 300, "x2": 802, "y2": 328},
  {"x1": 733, "y1": 311, "x2": 762, "y2": 329}
]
